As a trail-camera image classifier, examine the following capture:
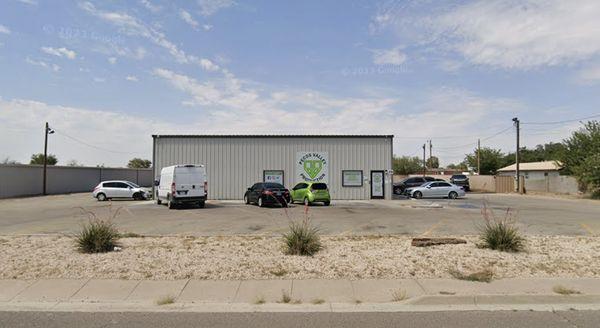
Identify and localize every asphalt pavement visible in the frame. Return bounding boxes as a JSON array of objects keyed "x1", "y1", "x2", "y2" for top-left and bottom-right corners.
[{"x1": 1, "y1": 311, "x2": 598, "y2": 328}]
